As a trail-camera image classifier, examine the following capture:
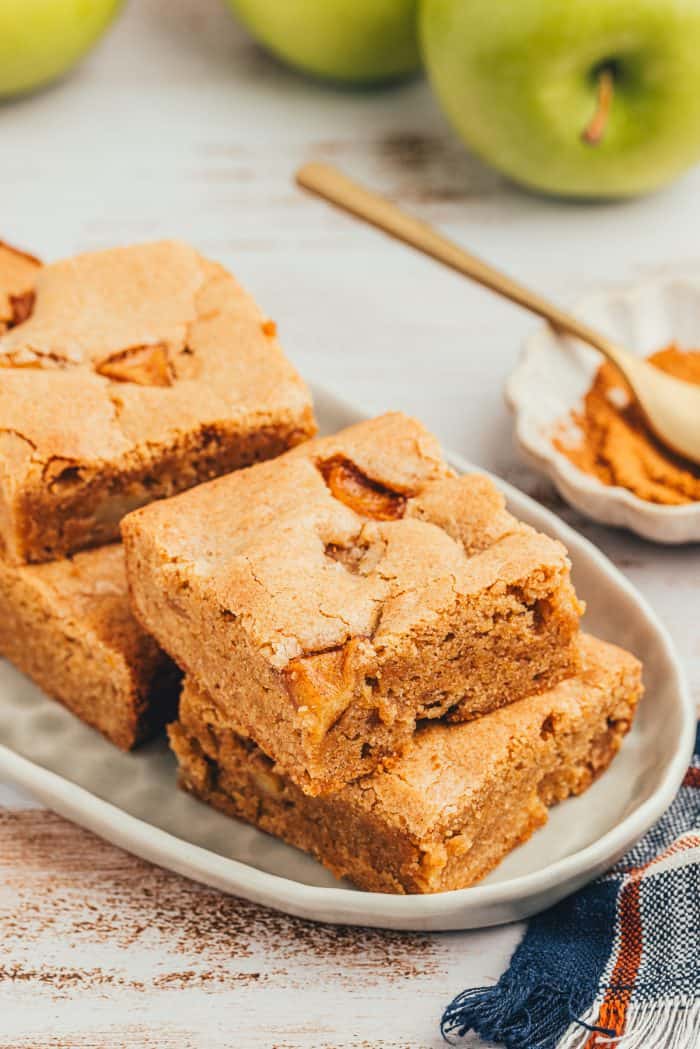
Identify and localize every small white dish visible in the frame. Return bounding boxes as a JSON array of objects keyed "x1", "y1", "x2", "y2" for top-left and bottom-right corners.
[
  {"x1": 0, "y1": 386, "x2": 694, "y2": 931},
  {"x1": 506, "y1": 275, "x2": 700, "y2": 544}
]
